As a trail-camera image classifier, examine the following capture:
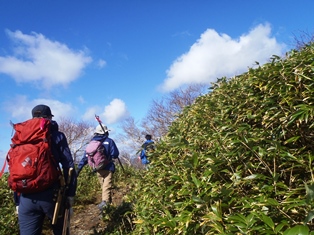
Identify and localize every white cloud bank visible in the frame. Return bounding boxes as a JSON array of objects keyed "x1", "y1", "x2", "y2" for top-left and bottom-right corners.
[
  {"x1": 0, "y1": 30, "x2": 92, "y2": 89},
  {"x1": 102, "y1": 99, "x2": 129, "y2": 124},
  {"x1": 160, "y1": 23, "x2": 286, "y2": 92},
  {"x1": 82, "y1": 98, "x2": 129, "y2": 125},
  {"x1": 4, "y1": 95, "x2": 76, "y2": 121}
]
